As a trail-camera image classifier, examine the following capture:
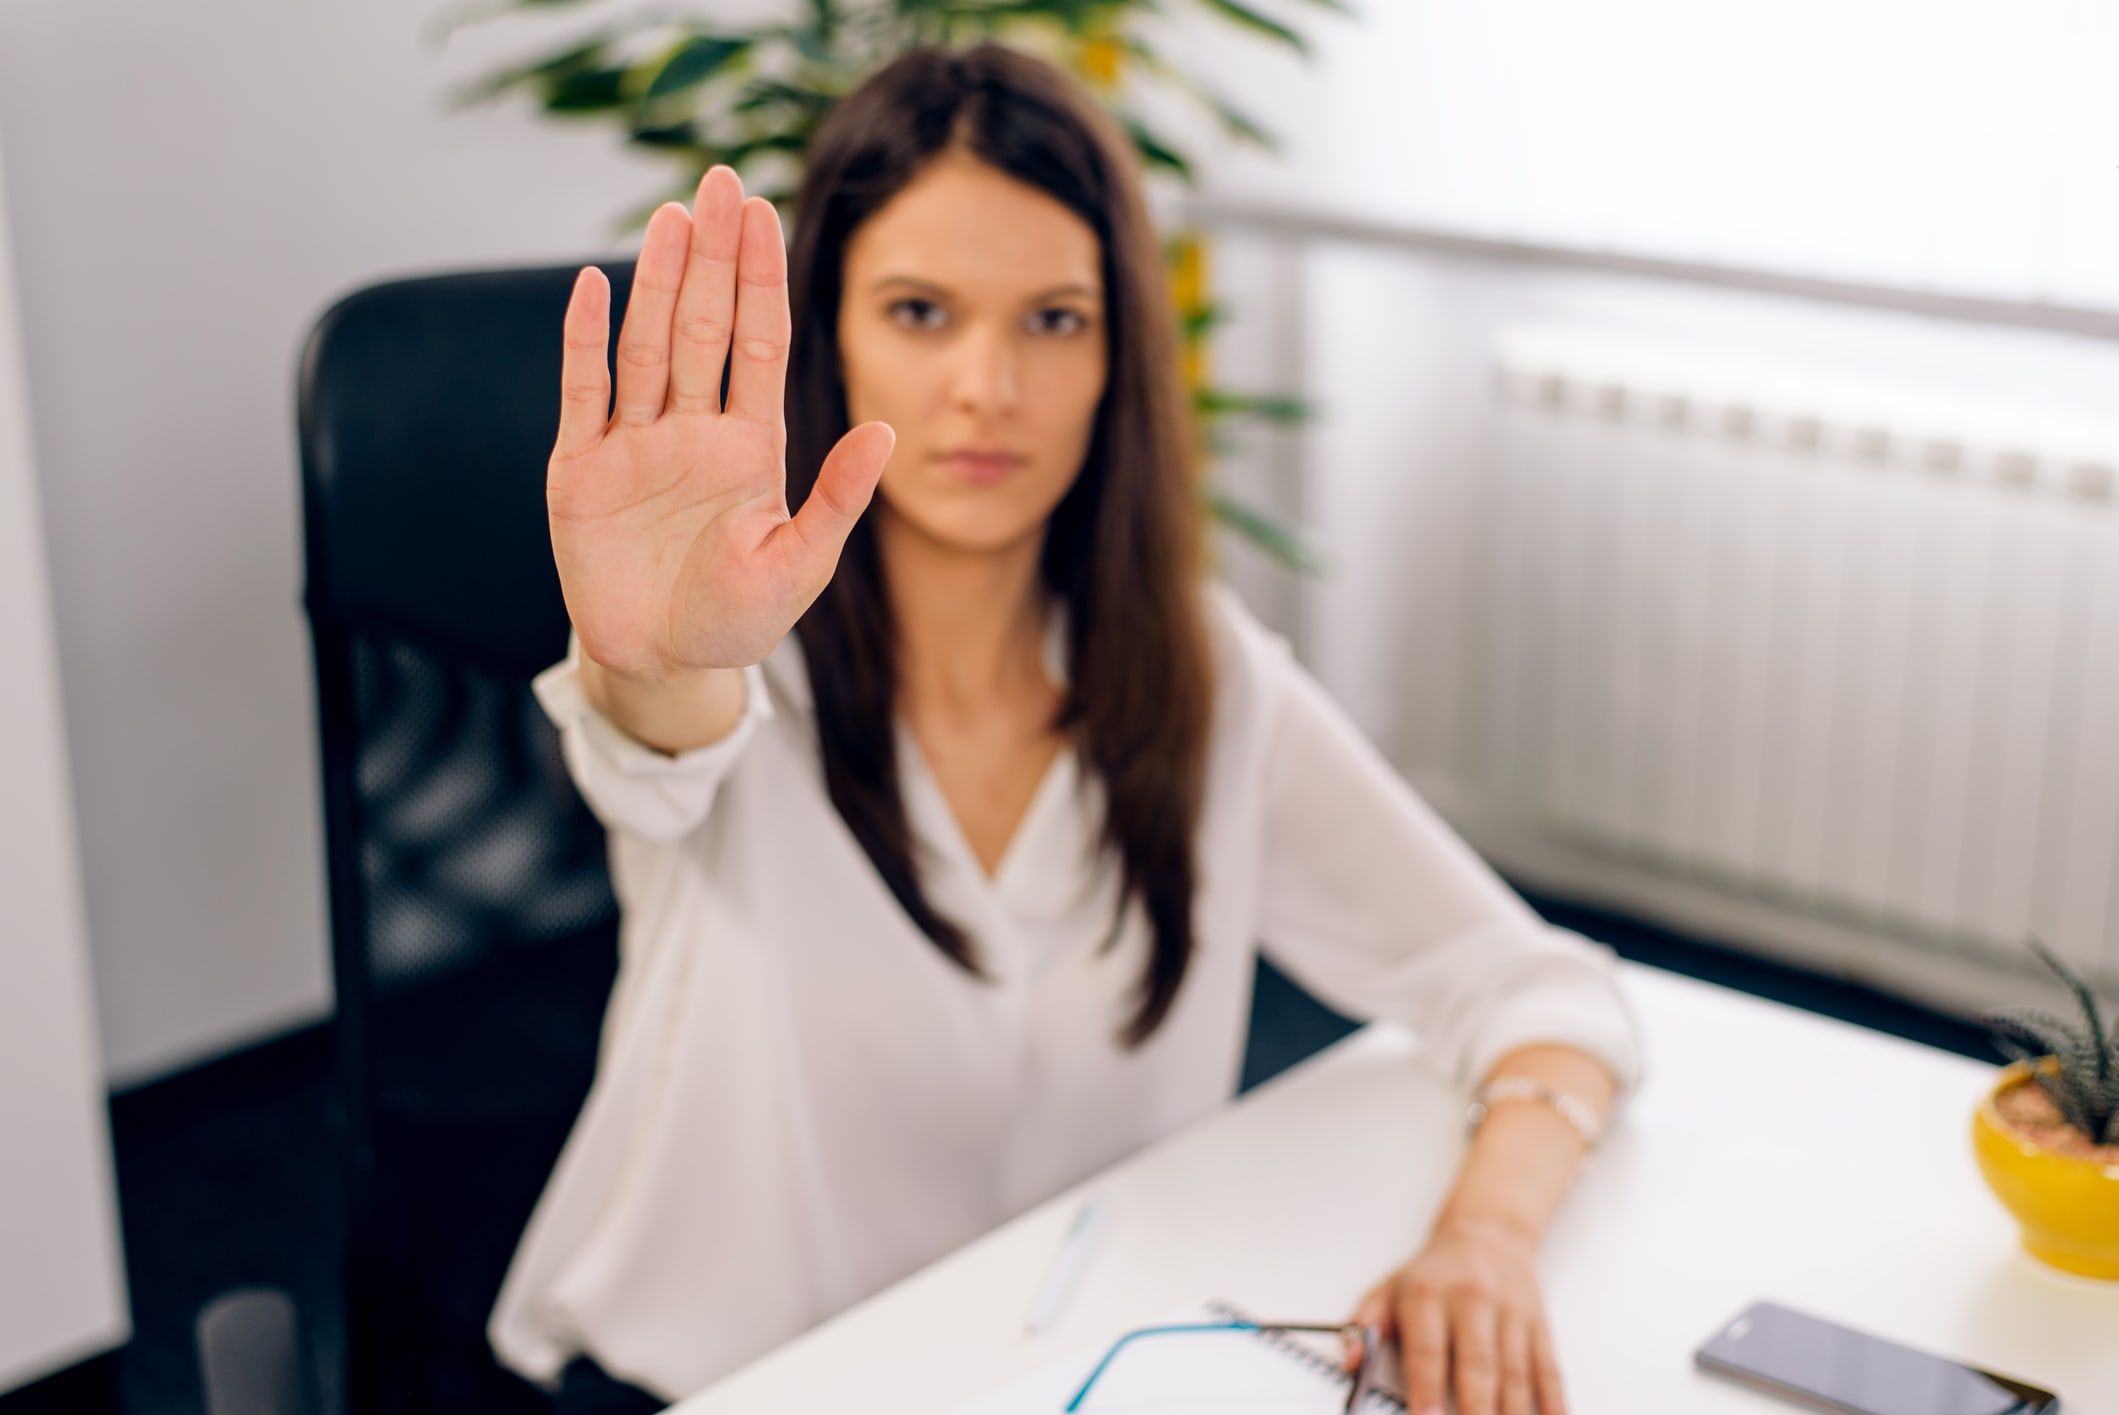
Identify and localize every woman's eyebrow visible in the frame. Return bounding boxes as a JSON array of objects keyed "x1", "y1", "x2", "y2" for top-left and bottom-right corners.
[{"x1": 870, "y1": 274, "x2": 1101, "y2": 301}]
